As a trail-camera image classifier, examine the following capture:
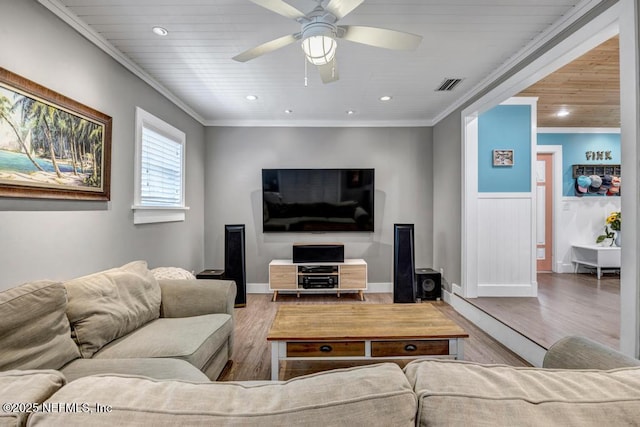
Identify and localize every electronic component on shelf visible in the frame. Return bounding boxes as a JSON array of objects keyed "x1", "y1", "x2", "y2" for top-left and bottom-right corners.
[
  {"x1": 300, "y1": 275, "x2": 338, "y2": 289},
  {"x1": 299, "y1": 265, "x2": 338, "y2": 274}
]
